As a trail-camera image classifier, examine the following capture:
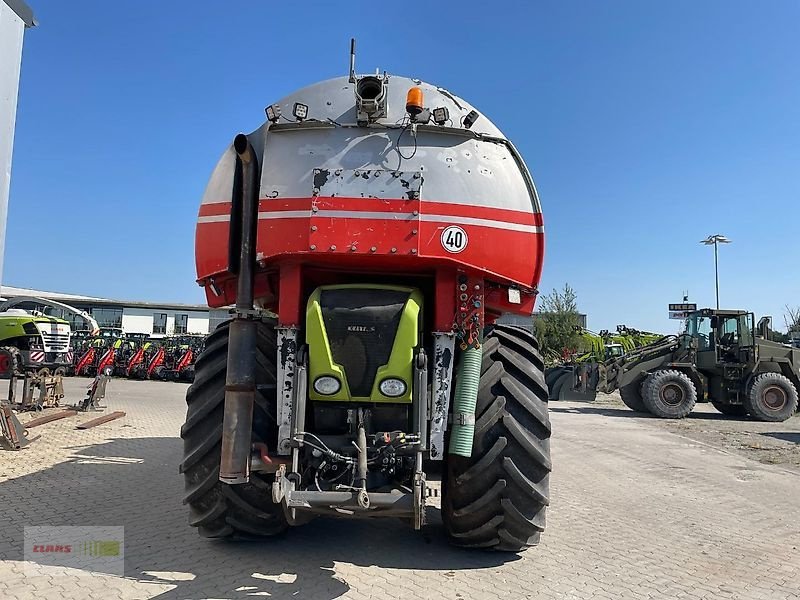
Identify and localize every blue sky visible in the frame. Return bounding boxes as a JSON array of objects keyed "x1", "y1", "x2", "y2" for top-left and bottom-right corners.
[{"x1": 7, "y1": 1, "x2": 799, "y2": 332}]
